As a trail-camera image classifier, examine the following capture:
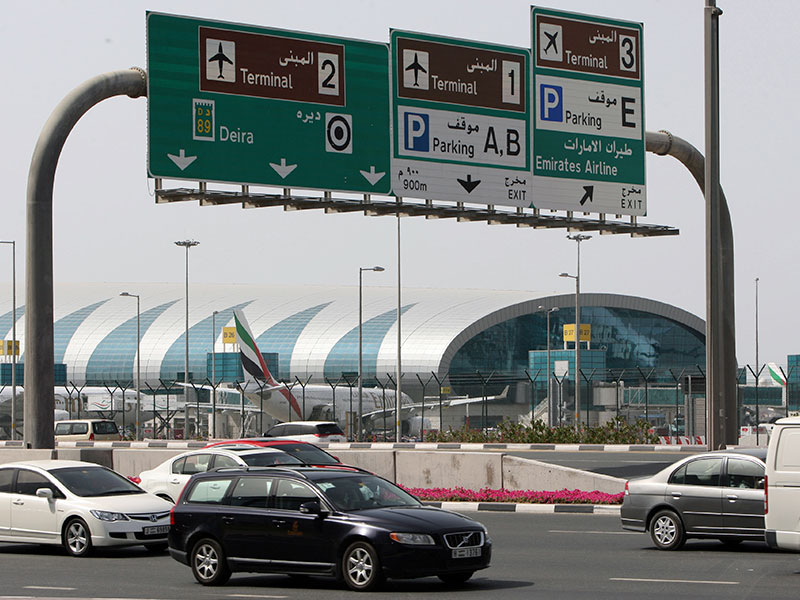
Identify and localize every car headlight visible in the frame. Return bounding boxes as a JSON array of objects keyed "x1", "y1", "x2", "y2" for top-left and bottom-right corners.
[
  {"x1": 390, "y1": 532, "x2": 436, "y2": 545},
  {"x1": 90, "y1": 510, "x2": 129, "y2": 522}
]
